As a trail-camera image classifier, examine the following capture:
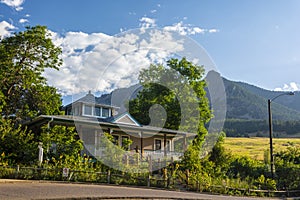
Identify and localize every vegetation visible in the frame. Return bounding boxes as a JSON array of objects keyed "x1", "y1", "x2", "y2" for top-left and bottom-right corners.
[
  {"x1": 222, "y1": 77, "x2": 300, "y2": 122},
  {"x1": 129, "y1": 58, "x2": 211, "y2": 145},
  {"x1": 224, "y1": 119, "x2": 300, "y2": 137},
  {"x1": 0, "y1": 119, "x2": 37, "y2": 165},
  {"x1": 0, "y1": 26, "x2": 300, "y2": 198},
  {"x1": 221, "y1": 76, "x2": 300, "y2": 137},
  {"x1": 0, "y1": 25, "x2": 62, "y2": 123},
  {"x1": 224, "y1": 137, "x2": 300, "y2": 160}
]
